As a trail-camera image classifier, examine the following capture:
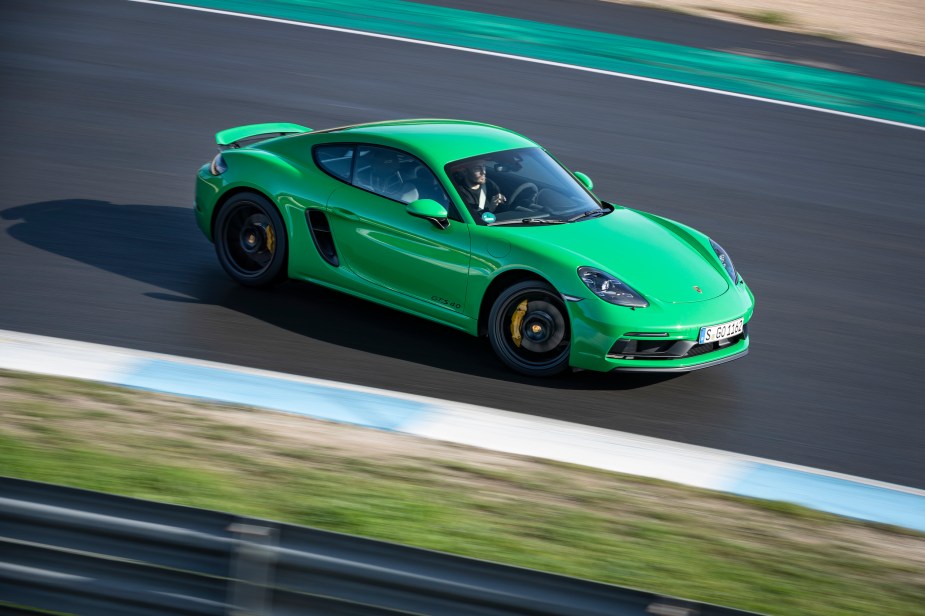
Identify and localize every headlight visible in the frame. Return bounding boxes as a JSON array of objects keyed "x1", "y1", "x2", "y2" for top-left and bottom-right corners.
[
  {"x1": 209, "y1": 153, "x2": 227, "y2": 176},
  {"x1": 710, "y1": 239, "x2": 737, "y2": 282},
  {"x1": 578, "y1": 267, "x2": 648, "y2": 308}
]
